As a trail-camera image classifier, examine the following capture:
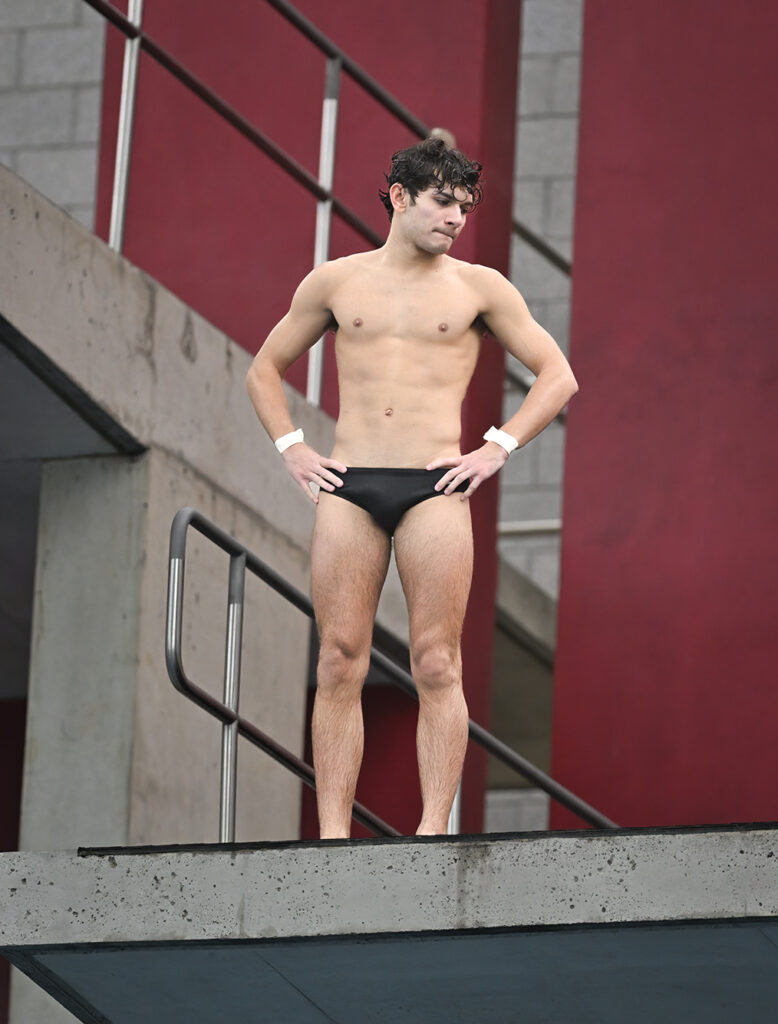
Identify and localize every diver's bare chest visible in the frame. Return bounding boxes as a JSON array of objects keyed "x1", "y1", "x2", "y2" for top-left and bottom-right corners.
[{"x1": 331, "y1": 275, "x2": 479, "y2": 342}]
